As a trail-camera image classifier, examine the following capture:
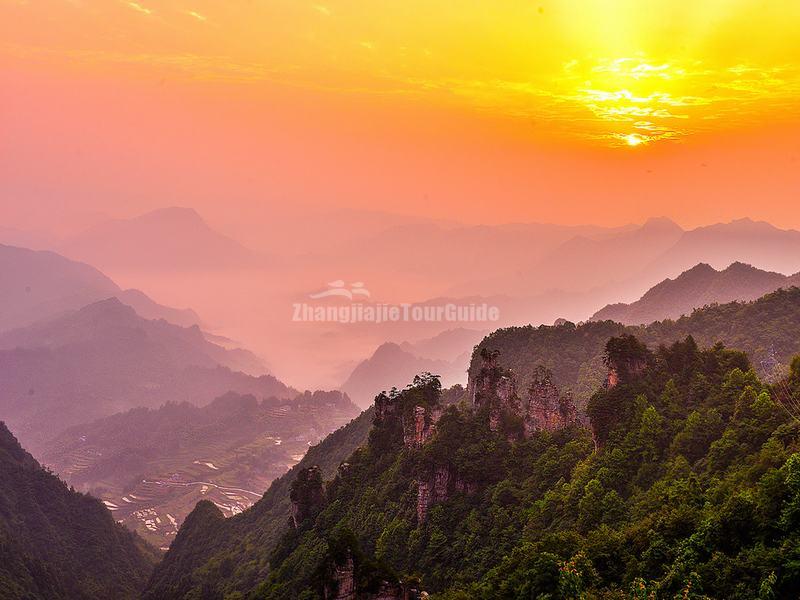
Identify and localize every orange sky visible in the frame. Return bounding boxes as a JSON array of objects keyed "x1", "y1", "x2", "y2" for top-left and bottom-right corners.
[{"x1": 2, "y1": 1, "x2": 800, "y2": 238}]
